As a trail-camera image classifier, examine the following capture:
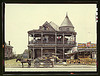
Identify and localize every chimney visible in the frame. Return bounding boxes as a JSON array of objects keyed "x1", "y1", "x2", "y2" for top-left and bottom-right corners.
[
  {"x1": 8, "y1": 41, "x2": 10, "y2": 45},
  {"x1": 39, "y1": 26, "x2": 42, "y2": 29}
]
